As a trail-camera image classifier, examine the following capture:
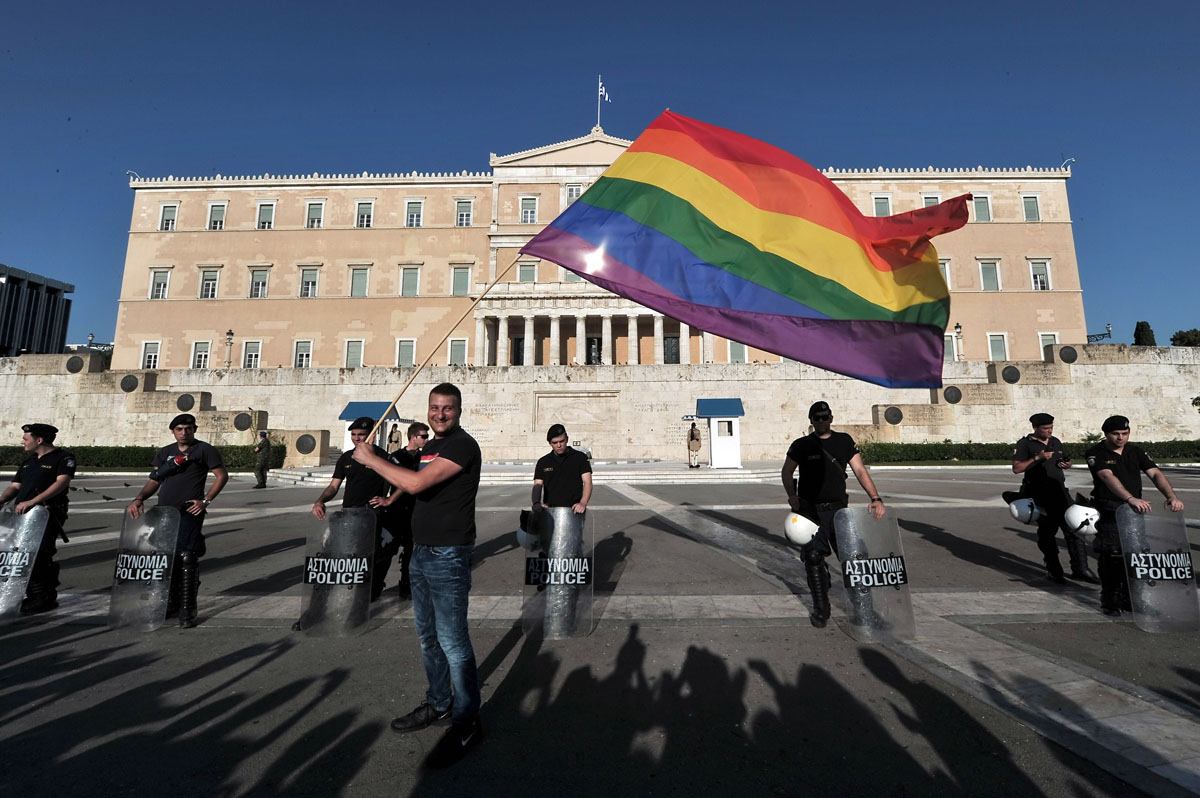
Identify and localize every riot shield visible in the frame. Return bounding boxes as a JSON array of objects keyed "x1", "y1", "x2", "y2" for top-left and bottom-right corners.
[
  {"x1": 833, "y1": 507, "x2": 916, "y2": 643},
  {"x1": 298, "y1": 507, "x2": 375, "y2": 636},
  {"x1": 108, "y1": 506, "x2": 181, "y2": 632},
  {"x1": 521, "y1": 507, "x2": 594, "y2": 639},
  {"x1": 0, "y1": 506, "x2": 50, "y2": 620},
  {"x1": 1116, "y1": 505, "x2": 1199, "y2": 633}
]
